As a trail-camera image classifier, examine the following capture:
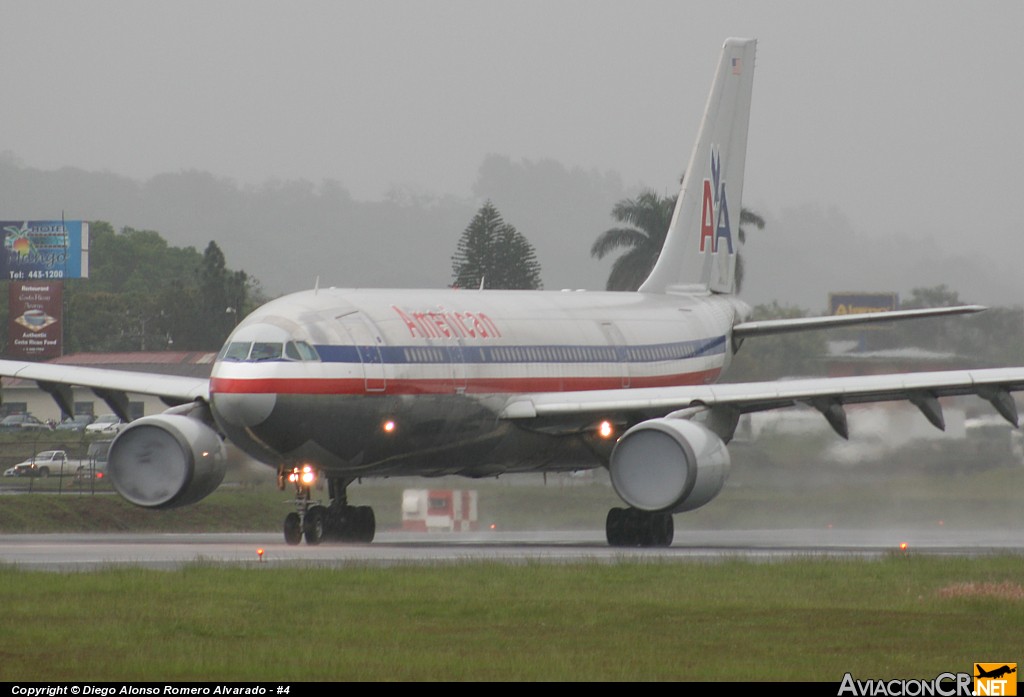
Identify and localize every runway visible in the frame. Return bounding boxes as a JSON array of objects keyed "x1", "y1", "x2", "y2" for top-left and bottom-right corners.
[{"x1": 2, "y1": 528, "x2": 1022, "y2": 570}]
